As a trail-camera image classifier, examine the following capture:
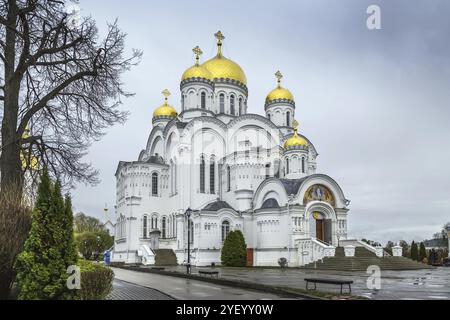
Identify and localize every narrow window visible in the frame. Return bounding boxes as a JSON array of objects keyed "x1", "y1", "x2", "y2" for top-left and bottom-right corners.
[
  {"x1": 227, "y1": 165, "x2": 231, "y2": 192},
  {"x1": 268, "y1": 113, "x2": 271, "y2": 121},
  {"x1": 286, "y1": 158, "x2": 290, "y2": 174},
  {"x1": 230, "y1": 95, "x2": 235, "y2": 115},
  {"x1": 239, "y1": 98, "x2": 243, "y2": 115},
  {"x1": 152, "y1": 172, "x2": 158, "y2": 196},
  {"x1": 302, "y1": 157, "x2": 305, "y2": 173},
  {"x1": 222, "y1": 221, "x2": 230, "y2": 242},
  {"x1": 143, "y1": 215, "x2": 147, "y2": 238},
  {"x1": 201, "y1": 92, "x2": 206, "y2": 109},
  {"x1": 200, "y1": 155, "x2": 205, "y2": 193},
  {"x1": 162, "y1": 217, "x2": 167, "y2": 238},
  {"x1": 286, "y1": 111, "x2": 290, "y2": 127},
  {"x1": 265, "y1": 164, "x2": 271, "y2": 179},
  {"x1": 210, "y1": 157, "x2": 215, "y2": 194},
  {"x1": 219, "y1": 94, "x2": 225, "y2": 113}
]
